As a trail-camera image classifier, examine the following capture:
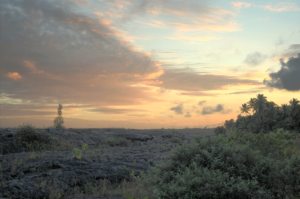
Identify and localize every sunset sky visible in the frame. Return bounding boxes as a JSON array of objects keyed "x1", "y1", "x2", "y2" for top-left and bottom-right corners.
[{"x1": 1, "y1": 0, "x2": 300, "y2": 128}]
